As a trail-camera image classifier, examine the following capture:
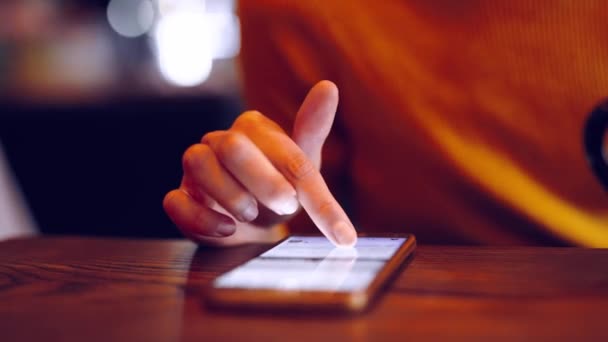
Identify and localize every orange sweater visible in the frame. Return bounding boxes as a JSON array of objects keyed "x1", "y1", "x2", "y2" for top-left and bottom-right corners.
[{"x1": 238, "y1": 0, "x2": 608, "y2": 246}]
